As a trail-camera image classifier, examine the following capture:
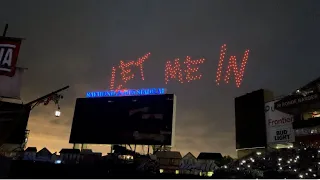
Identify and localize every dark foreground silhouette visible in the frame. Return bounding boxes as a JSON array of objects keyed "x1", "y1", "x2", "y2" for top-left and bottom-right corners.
[{"x1": 7, "y1": 160, "x2": 259, "y2": 179}]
